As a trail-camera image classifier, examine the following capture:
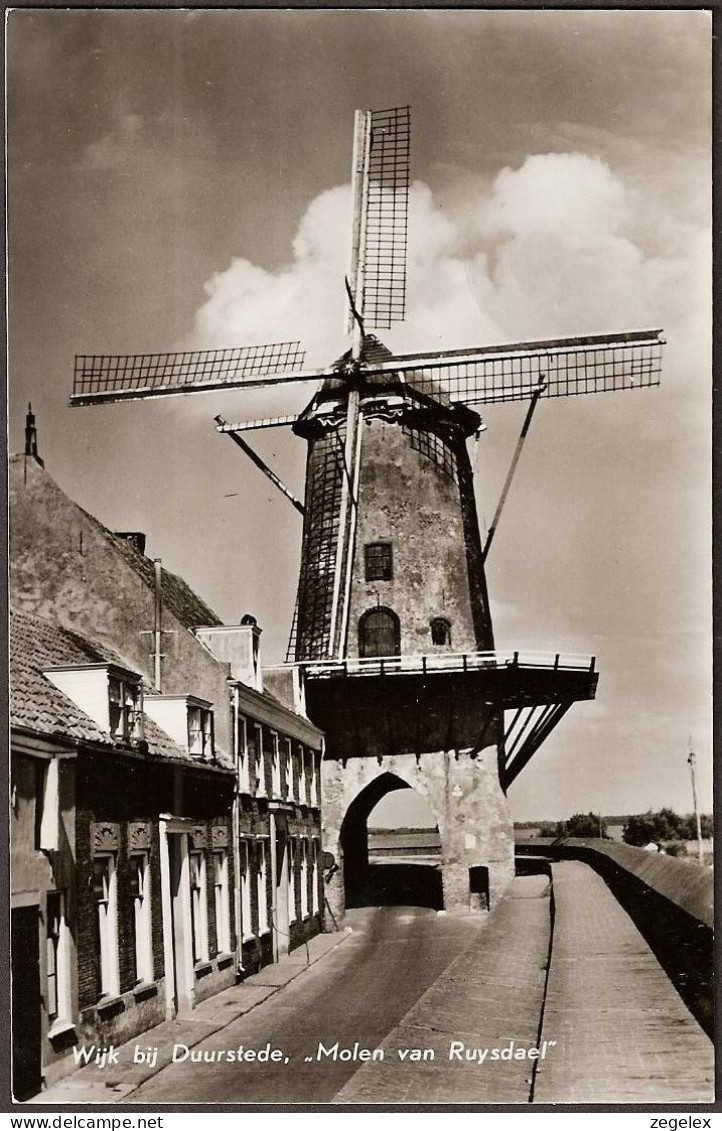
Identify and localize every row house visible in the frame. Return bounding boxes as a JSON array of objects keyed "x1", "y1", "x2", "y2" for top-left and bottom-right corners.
[
  {"x1": 10, "y1": 608, "x2": 237, "y2": 1098},
  {"x1": 193, "y1": 620, "x2": 324, "y2": 968},
  {"x1": 10, "y1": 436, "x2": 324, "y2": 1099}
]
